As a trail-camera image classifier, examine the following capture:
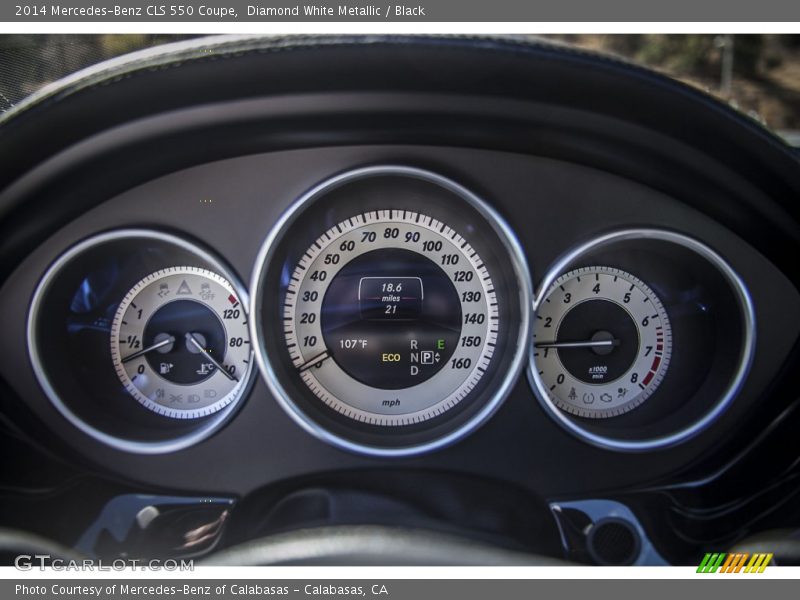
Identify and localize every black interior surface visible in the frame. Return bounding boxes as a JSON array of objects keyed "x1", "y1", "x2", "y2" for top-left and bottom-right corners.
[{"x1": 1, "y1": 35, "x2": 799, "y2": 566}]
